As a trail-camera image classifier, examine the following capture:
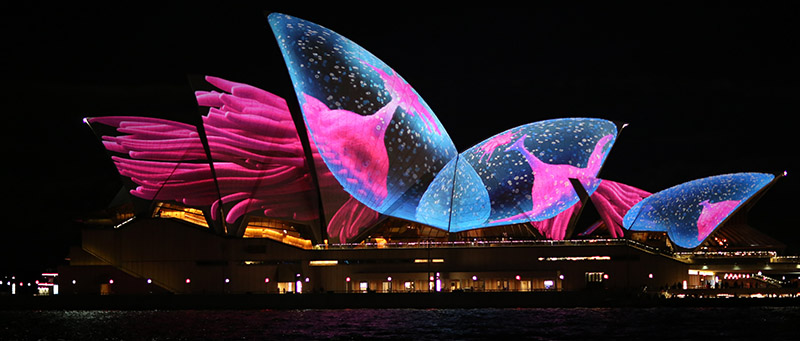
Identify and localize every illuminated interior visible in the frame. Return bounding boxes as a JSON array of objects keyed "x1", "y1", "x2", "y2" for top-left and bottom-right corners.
[
  {"x1": 359, "y1": 217, "x2": 449, "y2": 244},
  {"x1": 242, "y1": 216, "x2": 312, "y2": 249},
  {"x1": 152, "y1": 202, "x2": 209, "y2": 228}
]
